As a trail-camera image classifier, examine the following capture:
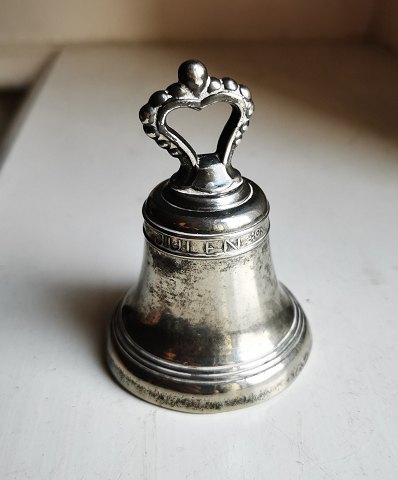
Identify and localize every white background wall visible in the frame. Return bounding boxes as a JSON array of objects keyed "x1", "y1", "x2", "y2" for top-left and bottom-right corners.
[
  {"x1": 0, "y1": 0, "x2": 397, "y2": 88},
  {"x1": 0, "y1": 0, "x2": 376, "y2": 44}
]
